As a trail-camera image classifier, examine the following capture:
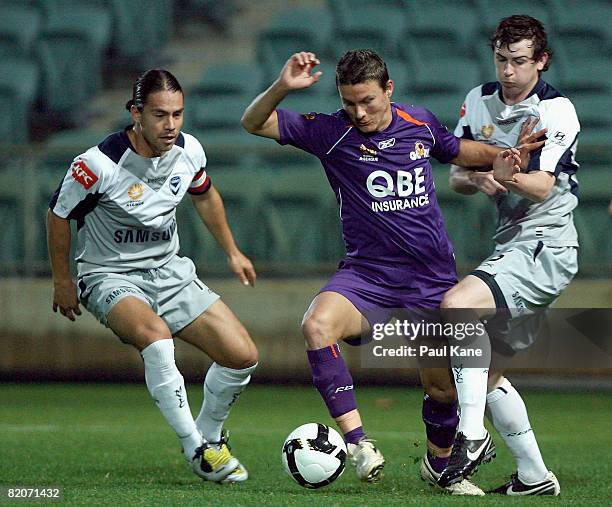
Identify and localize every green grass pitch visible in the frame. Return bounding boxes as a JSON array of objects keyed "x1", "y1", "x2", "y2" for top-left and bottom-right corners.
[{"x1": 1, "y1": 383, "x2": 610, "y2": 506}]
